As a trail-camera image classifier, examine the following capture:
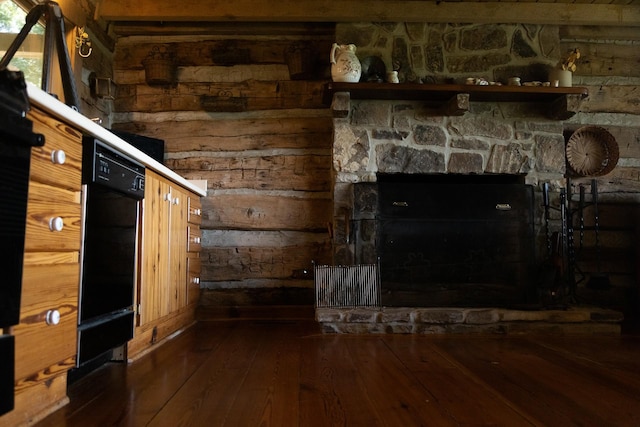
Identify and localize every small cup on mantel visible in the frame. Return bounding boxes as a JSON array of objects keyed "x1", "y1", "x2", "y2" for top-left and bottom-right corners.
[
  {"x1": 508, "y1": 77, "x2": 521, "y2": 86},
  {"x1": 387, "y1": 71, "x2": 399, "y2": 83}
]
